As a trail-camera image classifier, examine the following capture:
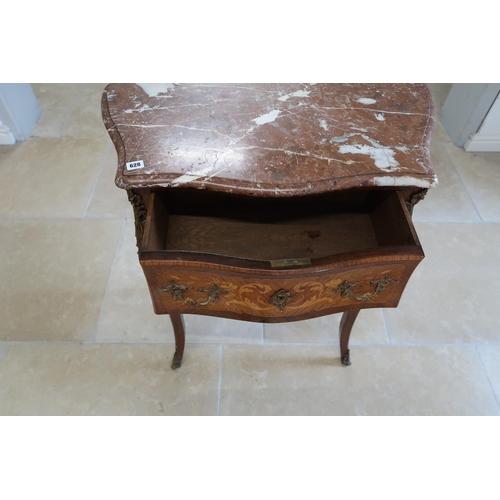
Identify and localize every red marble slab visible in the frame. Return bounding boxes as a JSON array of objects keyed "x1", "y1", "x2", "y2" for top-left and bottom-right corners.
[{"x1": 102, "y1": 83, "x2": 437, "y2": 197}]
